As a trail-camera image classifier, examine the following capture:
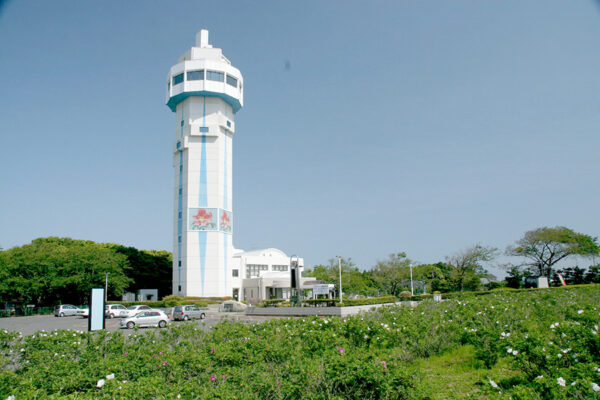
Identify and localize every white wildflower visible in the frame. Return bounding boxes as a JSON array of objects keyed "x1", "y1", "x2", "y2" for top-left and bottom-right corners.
[
  {"x1": 557, "y1": 377, "x2": 566, "y2": 387},
  {"x1": 512, "y1": 350, "x2": 518, "y2": 356},
  {"x1": 536, "y1": 375, "x2": 544, "y2": 379},
  {"x1": 578, "y1": 310, "x2": 584, "y2": 314},
  {"x1": 6, "y1": 395, "x2": 16, "y2": 400},
  {"x1": 591, "y1": 382, "x2": 600, "y2": 392},
  {"x1": 106, "y1": 373, "x2": 115, "y2": 380},
  {"x1": 507, "y1": 348, "x2": 513, "y2": 354},
  {"x1": 96, "y1": 379, "x2": 105, "y2": 388},
  {"x1": 489, "y1": 379, "x2": 498, "y2": 388},
  {"x1": 571, "y1": 381, "x2": 577, "y2": 386}
]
